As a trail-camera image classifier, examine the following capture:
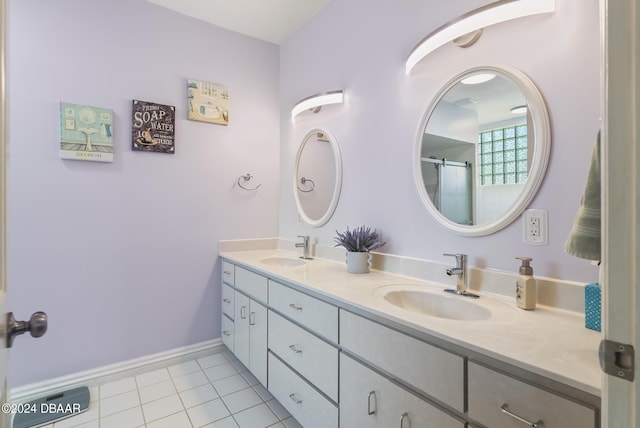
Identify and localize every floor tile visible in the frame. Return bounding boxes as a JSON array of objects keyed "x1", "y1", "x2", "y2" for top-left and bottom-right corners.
[
  {"x1": 100, "y1": 406, "x2": 145, "y2": 428},
  {"x1": 198, "y1": 353, "x2": 229, "y2": 369},
  {"x1": 67, "y1": 420, "x2": 99, "y2": 428},
  {"x1": 136, "y1": 368, "x2": 171, "y2": 388},
  {"x1": 169, "y1": 360, "x2": 202, "y2": 378},
  {"x1": 146, "y1": 411, "x2": 193, "y2": 428},
  {"x1": 173, "y1": 370, "x2": 210, "y2": 392},
  {"x1": 233, "y1": 403, "x2": 278, "y2": 428},
  {"x1": 51, "y1": 400, "x2": 99, "y2": 427},
  {"x1": 180, "y1": 383, "x2": 220, "y2": 408},
  {"x1": 221, "y1": 387, "x2": 263, "y2": 414},
  {"x1": 240, "y1": 371, "x2": 259, "y2": 387},
  {"x1": 100, "y1": 390, "x2": 140, "y2": 416},
  {"x1": 266, "y1": 424, "x2": 284, "y2": 428},
  {"x1": 265, "y1": 399, "x2": 290, "y2": 421},
  {"x1": 187, "y1": 398, "x2": 231, "y2": 427},
  {"x1": 204, "y1": 363, "x2": 239, "y2": 382},
  {"x1": 139, "y1": 379, "x2": 177, "y2": 403},
  {"x1": 203, "y1": 416, "x2": 239, "y2": 427},
  {"x1": 142, "y1": 394, "x2": 185, "y2": 422},
  {"x1": 212, "y1": 374, "x2": 250, "y2": 397},
  {"x1": 280, "y1": 417, "x2": 303, "y2": 428},
  {"x1": 252, "y1": 384, "x2": 273, "y2": 402},
  {"x1": 99, "y1": 377, "x2": 137, "y2": 399}
]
